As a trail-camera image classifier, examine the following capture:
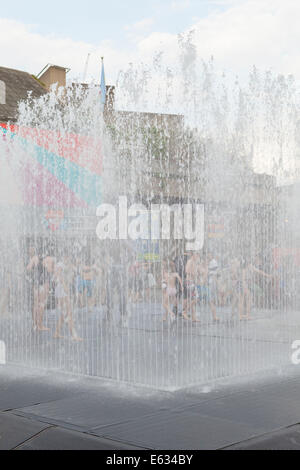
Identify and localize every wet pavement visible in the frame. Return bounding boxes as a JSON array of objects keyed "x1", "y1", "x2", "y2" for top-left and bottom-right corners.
[
  {"x1": 1, "y1": 301, "x2": 300, "y2": 449},
  {"x1": 1, "y1": 364, "x2": 300, "y2": 449},
  {"x1": 2, "y1": 302, "x2": 298, "y2": 389}
]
